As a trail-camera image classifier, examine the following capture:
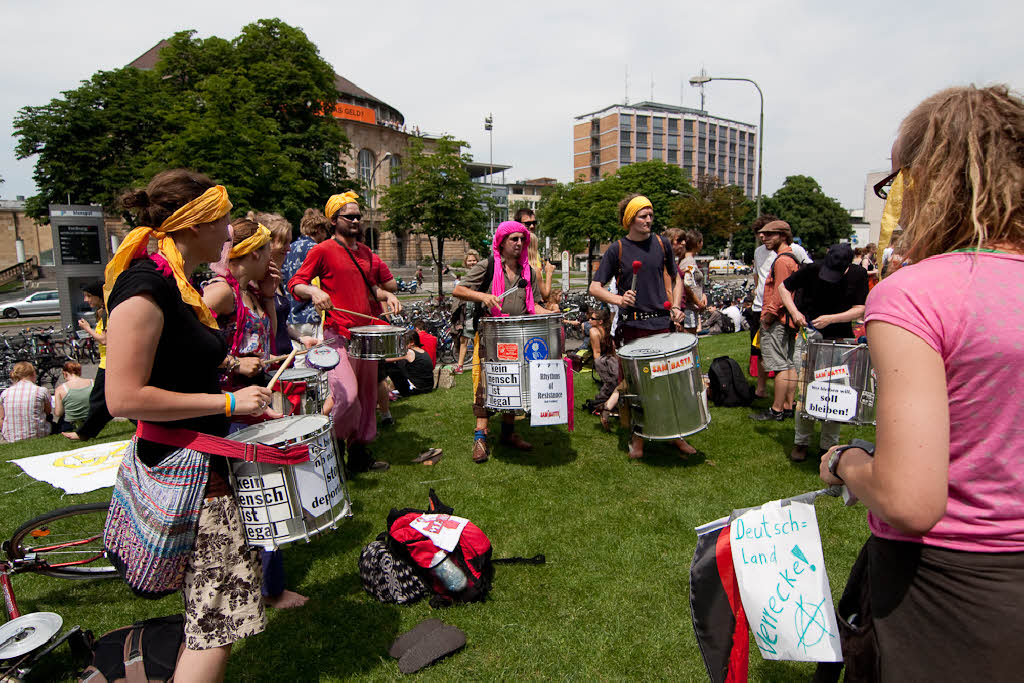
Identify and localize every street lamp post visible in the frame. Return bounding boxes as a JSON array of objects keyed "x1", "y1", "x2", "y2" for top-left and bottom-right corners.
[
  {"x1": 688, "y1": 74, "x2": 764, "y2": 218},
  {"x1": 485, "y1": 114, "x2": 494, "y2": 233},
  {"x1": 368, "y1": 151, "x2": 393, "y2": 252}
]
